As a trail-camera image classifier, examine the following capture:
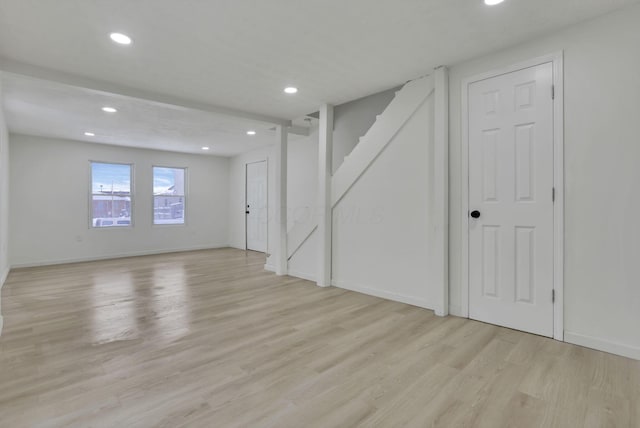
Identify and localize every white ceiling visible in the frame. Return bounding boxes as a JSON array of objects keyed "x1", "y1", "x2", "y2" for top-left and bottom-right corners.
[
  {"x1": 2, "y1": 73, "x2": 306, "y2": 156},
  {"x1": 0, "y1": 0, "x2": 638, "y2": 154}
]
